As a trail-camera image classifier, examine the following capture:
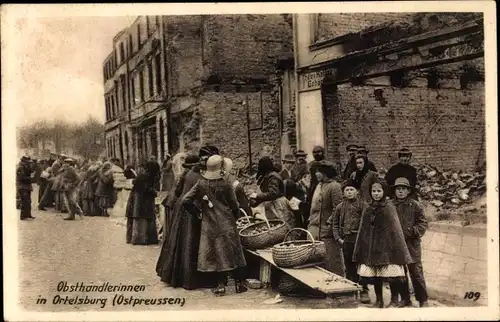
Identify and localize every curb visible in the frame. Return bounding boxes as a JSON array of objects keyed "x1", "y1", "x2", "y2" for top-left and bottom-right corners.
[{"x1": 428, "y1": 221, "x2": 487, "y2": 238}]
